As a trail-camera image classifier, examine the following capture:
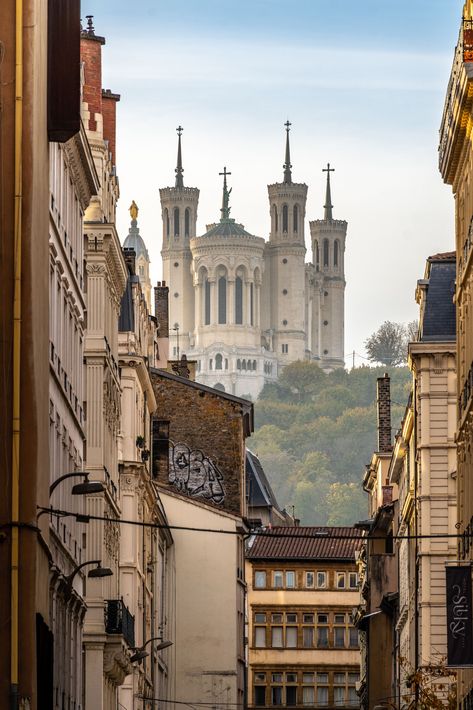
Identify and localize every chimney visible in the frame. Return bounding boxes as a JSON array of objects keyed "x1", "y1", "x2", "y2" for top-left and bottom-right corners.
[
  {"x1": 122, "y1": 248, "x2": 136, "y2": 274},
  {"x1": 377, "y1": 373, "x2": 392, "y2": 453},
  {"x1": 80, "y1": 17, "x2": 106, "y2": 133},
  {"x1": 102, "y1": 89, "x2": 120, "y2": 167},
  {"x1": 155, "y1": 281, "x2": 169, "y2": 337}
]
